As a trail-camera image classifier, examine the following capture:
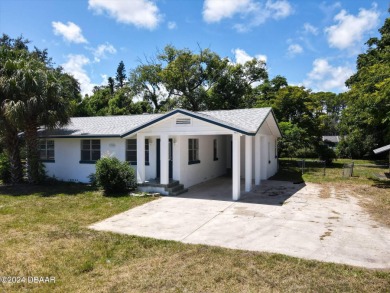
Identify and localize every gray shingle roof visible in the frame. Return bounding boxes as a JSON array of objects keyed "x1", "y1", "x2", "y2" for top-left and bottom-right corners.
[
  {"x1": 39, "y1": 107, "x2": 277, "y2": 138},
  {"x1": 198, "y1": 108, "x2": 272, "y2": 134},
  {"x1": 322, "y1": 136, "x2": 341, "y2": 143}
]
